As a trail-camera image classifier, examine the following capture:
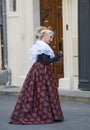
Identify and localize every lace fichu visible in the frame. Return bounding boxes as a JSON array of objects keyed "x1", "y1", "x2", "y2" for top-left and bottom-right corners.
[{"x1": 29, "y1": 40, "x2": 55, "y2": 63}]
